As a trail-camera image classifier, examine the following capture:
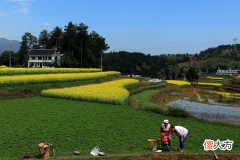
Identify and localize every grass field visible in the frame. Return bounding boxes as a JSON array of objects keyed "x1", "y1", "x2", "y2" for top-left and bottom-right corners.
[{"x1": 0, "y1": 95, "x2": 239, "y2": 160}]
